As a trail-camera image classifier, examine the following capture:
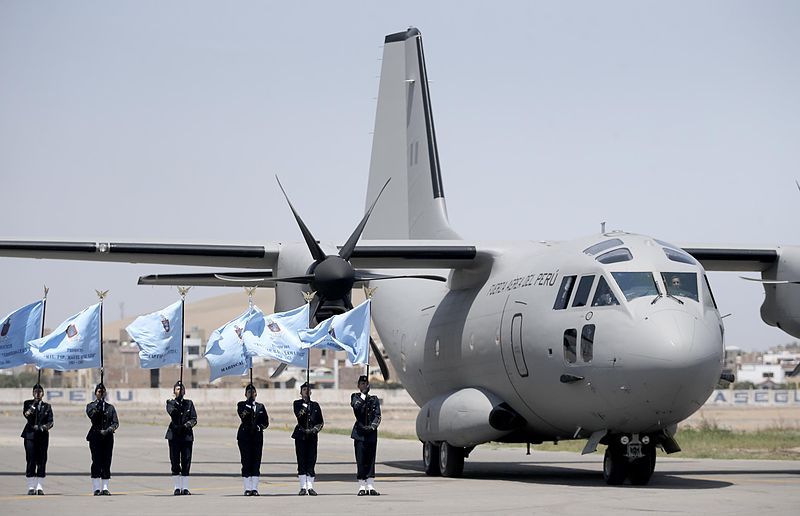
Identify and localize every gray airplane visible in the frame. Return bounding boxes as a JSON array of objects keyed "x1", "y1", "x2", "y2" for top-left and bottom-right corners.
[{"x1": 2, "y1": 28, "x2": 799, "y2": 486}]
